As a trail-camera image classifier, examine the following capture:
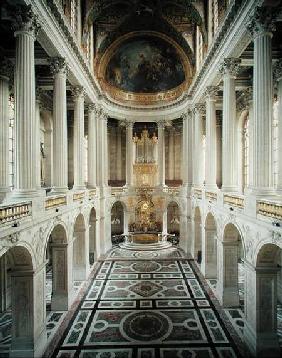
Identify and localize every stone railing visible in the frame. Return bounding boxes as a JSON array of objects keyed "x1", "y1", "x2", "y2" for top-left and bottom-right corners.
[
  {"x1": 45, "y1": 195, "x2": 67, "y2": 210},
  {"x1": 0, "y1": 202, "x2": 31, "y2": 224},
  {"x1": 73, "y1": 191, "x2": 85, "y2": 202},
  {"x1": 257, "y1": 200, "x2": 282, "y2": 221},
  {"x1": 194, "y1": 189, "x2": 202, "y2": 200},
  {"x1": 167, "y1": 187, "x2": 180, "y2": 196},
  {"x1": 224, "y1": 194, "x2": 244, "y2": 209},
  {"x1": 205, "y1": 191, "x2": 217, "y2": 202}
]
